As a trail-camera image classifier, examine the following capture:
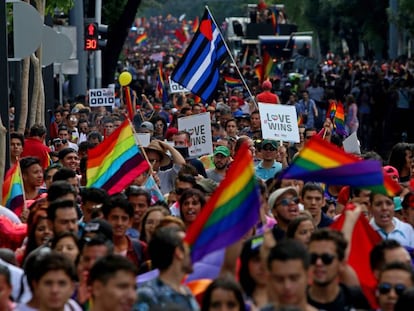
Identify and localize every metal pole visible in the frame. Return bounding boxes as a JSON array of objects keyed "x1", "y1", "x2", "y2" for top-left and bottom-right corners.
[
  {"x1": 89, "y1": 51, "x2": 95, "y2": 89},
  {"x1": 95, "y1": 0, "x2": 102, "y2": 88},
  {"x1": 0, "y1": 0, "x2": 10, "y2": 170},
  {"x1": 69, "y1": 0, "x2": 87, "y2": 98}
]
